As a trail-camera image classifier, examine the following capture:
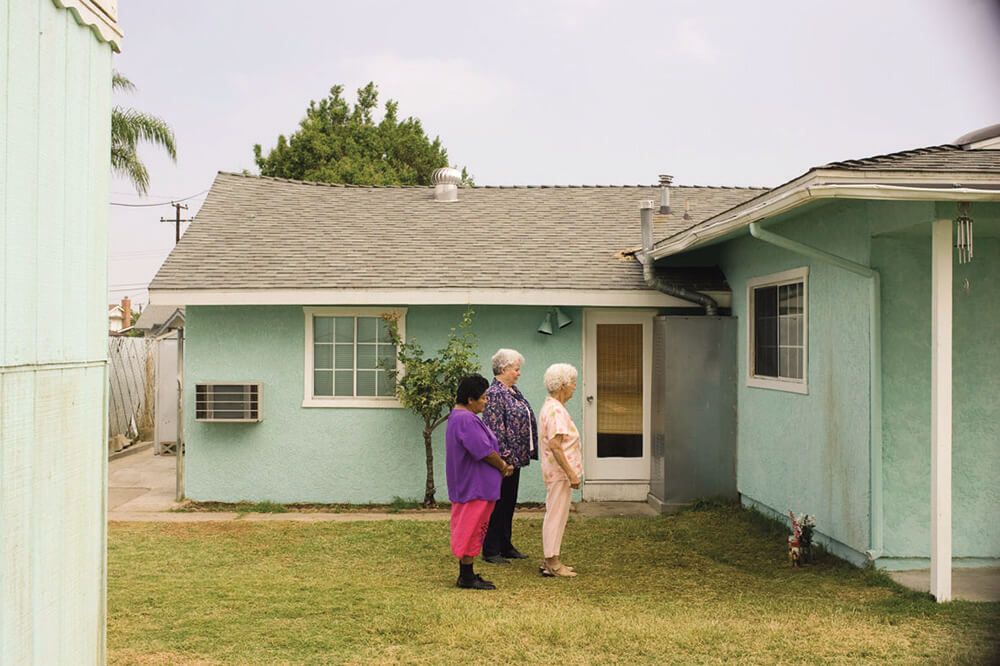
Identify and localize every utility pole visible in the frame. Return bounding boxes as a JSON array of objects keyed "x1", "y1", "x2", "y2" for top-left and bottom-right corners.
[{"x1": 160, "y1": 202, "x2": 192, "y2": 244}]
